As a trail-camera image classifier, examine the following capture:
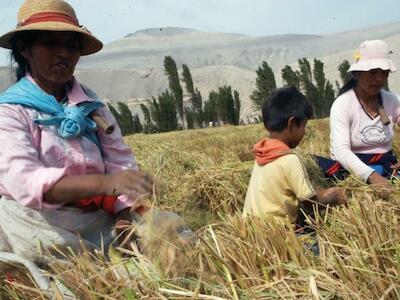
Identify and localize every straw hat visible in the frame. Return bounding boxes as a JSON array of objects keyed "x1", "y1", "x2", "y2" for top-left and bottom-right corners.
[
  {"x1": 348, "y1": 40, "x2": 396, "y2": 73},
  {"x1": 0, "y1": 0, "x2": 103, "y2": 55}
]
